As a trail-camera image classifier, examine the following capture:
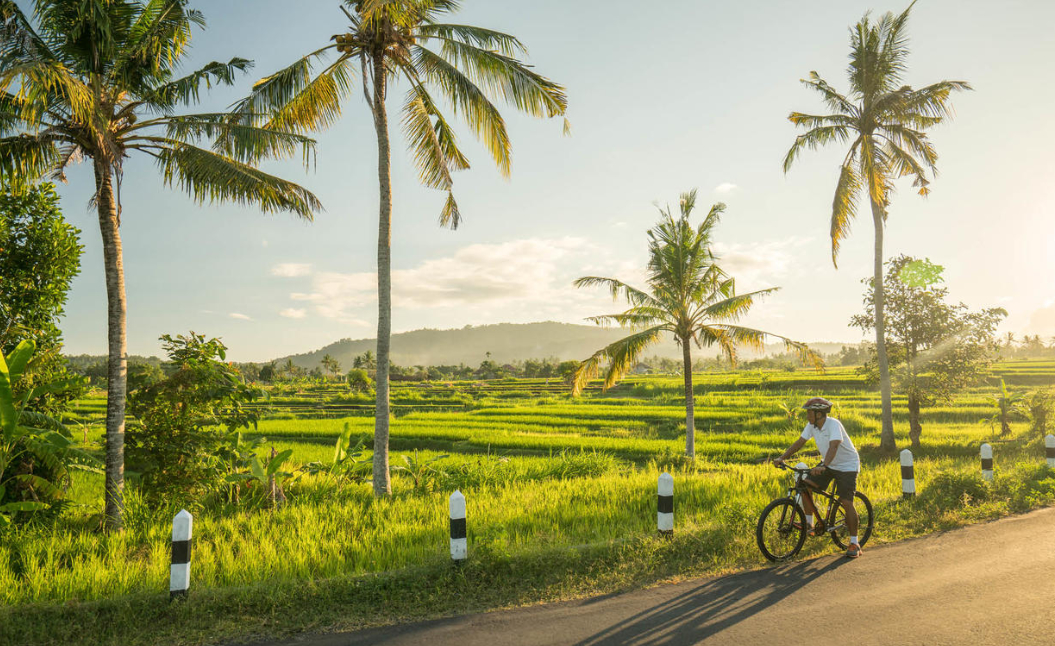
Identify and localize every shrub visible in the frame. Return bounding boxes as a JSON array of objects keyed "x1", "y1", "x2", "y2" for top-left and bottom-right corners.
[{"x1": 127, "y1": 333, "x2": 263, "y2": 508}]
